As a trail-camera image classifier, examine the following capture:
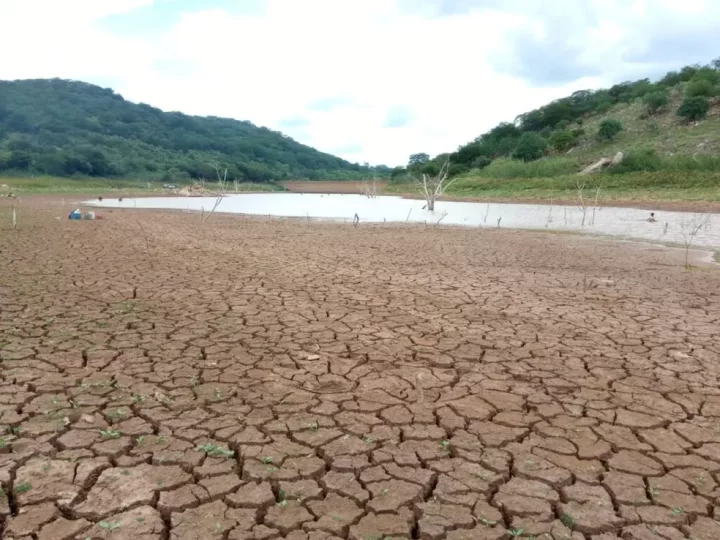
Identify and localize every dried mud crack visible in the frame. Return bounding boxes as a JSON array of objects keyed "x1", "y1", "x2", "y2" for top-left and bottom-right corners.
[{"x1": 1, "y1": 197, "x2": 720, "y2": 540}]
